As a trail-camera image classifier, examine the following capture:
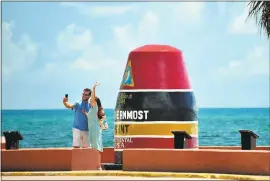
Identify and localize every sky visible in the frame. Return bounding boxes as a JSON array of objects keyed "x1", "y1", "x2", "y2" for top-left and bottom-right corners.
[{"x1": 1, "y1": 2, "x2": 269, "y2": 109}]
